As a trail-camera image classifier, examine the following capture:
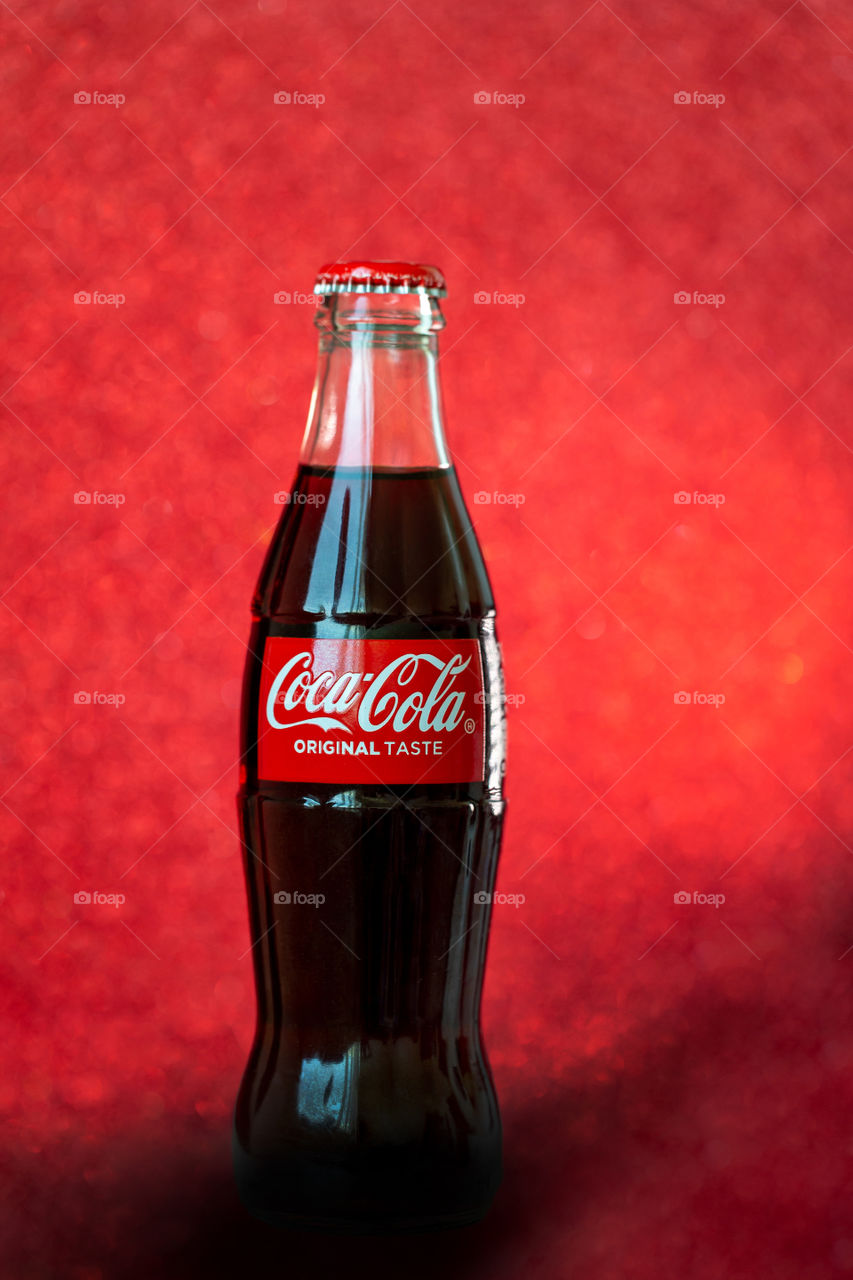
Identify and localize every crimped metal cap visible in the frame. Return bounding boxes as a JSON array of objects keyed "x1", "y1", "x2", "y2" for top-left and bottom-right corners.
[{"x1": 314, "y1": 261, "x2": 447, "y2": 297}]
